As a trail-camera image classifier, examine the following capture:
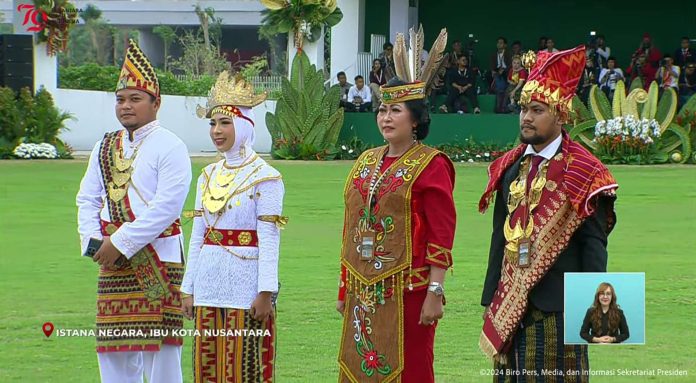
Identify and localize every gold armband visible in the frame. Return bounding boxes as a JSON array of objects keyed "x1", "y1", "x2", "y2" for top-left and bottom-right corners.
[
  {"x1": 182, "y1": 210, "x2": 203, "y2": 219},
  {"x1": 257, "y1": 215, "x2": 289, "y2": 229}
]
